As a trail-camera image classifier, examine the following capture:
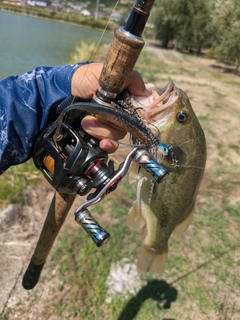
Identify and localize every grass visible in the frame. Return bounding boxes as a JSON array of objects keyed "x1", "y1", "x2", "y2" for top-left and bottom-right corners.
[
  {"x1": 2, "y1": 44, "x2": 240, "y2": 319},
  {"x1": 0, "y1": 160, "x2": 41, "y2": 208},
  {"x1": 69, "y1": 40, "x2": 109, "y2": 64},
  {"x1": 47, "y1": 194, "x2": 143, "y2": 319}
]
